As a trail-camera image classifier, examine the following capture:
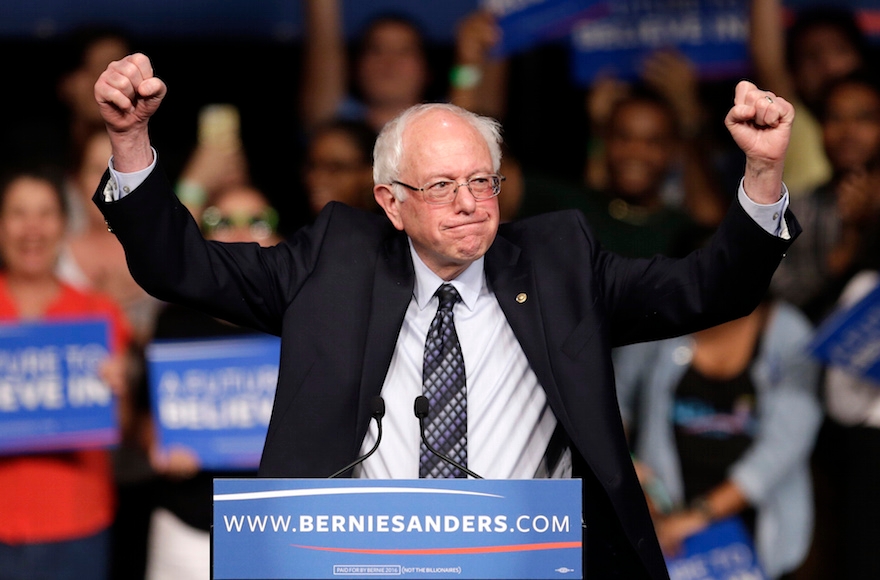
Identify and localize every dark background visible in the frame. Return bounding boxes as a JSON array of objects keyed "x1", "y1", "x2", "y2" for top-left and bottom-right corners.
[
  {"x1": 5, "y1": 0, "x2": 874, "y2": 233},
  {"x1": 0, "y1": 1, "x2": 599, "y2": 233}
]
